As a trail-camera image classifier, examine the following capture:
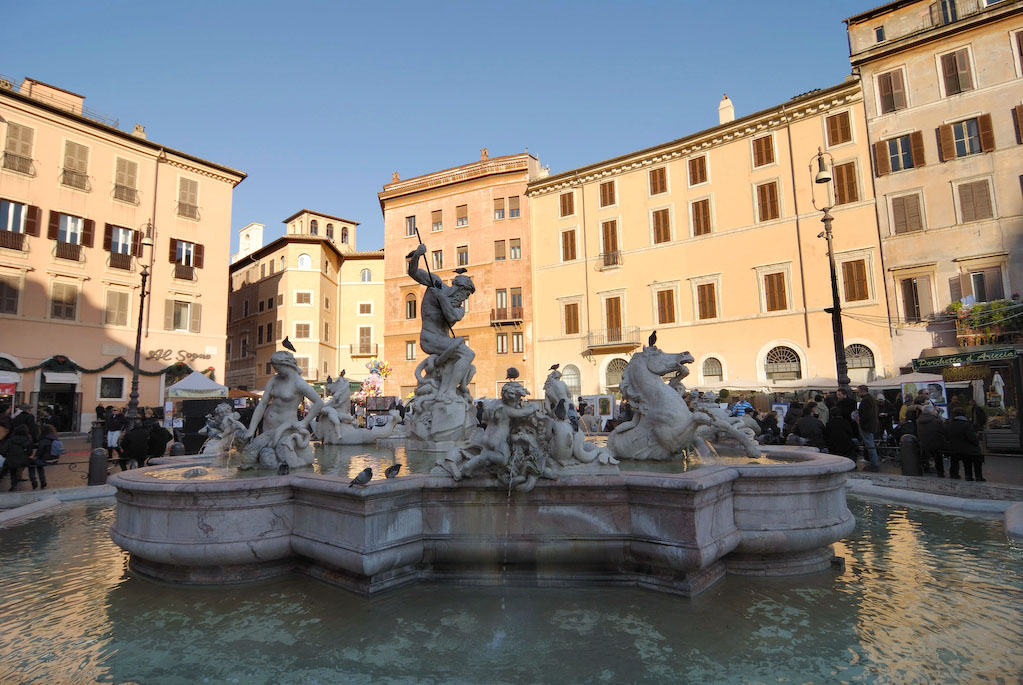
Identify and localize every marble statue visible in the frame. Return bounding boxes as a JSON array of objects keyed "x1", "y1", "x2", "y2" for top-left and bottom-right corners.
[
  {"x1": 690, "y1": 392, "x2": 762, "y2": 459},
  {"x1": 238, "y1": 350, "x2": 324, "y2": 470},
  {"x1": 406, "y1": 242, "x2": 477, "y2": 445},
  {"x1": 198, "y1": 402, "x2": 246, "y2": 456},
  {"x1": 313, "y1": 372, "x2": 399, "y2": 444},
  {"x1": 607, "y1": 344, "x2": 711, "y2": 461},
  {"x1": 543, "y1": 364, "x2": 572, "y2": 418}
]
